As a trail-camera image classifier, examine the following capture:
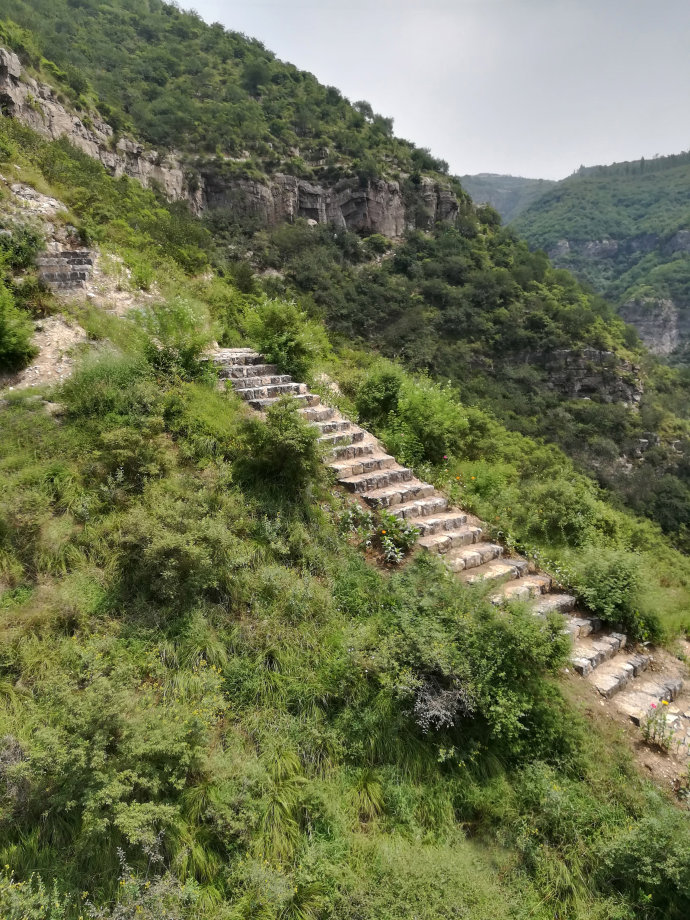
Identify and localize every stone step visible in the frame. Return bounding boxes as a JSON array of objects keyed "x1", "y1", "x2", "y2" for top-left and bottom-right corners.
[
  {"x1": 361, "y1": 480, "x2": 436, "y2": 509},
  {"x1": 248, "y1": 393, "x2": 321, "y2": 411},
  {"x1": 317, "y1": 429, "x2": 365, "y2": 447},
  {"x1": 587, "y1": 652, "x2": 652, "y2": 699},
  {"x1": 231, "y1": 374, "x2": 293, "y2": 388},
  {"x1": 316, "y1": 419, "x2": 353, "y2": 435},
  {"x1": 461, "y1": 557, "x2": 529, "y2": 583},
  {"x1": 491, "y1": 574, "x2": 552, "y2": 604},
  {"x1": 234, "y1": 382, "x2": 307, "y2": 400},
  {"x1": 571, "y1": 632, "x2": 627, "y2": 676},
  {"x1": 563, "y1": 615, "x2": 604, "y2": 640},
  {"x1": 413, "y1": 510, "x2": 468, "y2": 536},
  {"x1": 301, "y1": 406, "x2": 336, "y2": 422},
  {"x1": 329, "y1": 441, "x2": 375, "y2": 461},
  {"x1": 39, "y1": 270, "x2": 90, "y2": 283},
  {"x1": 446, "y1": 542, "x2": 504, "y2": 573},
  {"x1": 328, "y1": 453, "x2": 396, "y2": 479},
  {"x1": 532, "y1": 593, "x2": 577, "y2": 616},
  {"x1": 219, "y1": 363, "x2": 280, "y2": 379},
  {"x1": 386, "y1": 496, "x2": 449, "y2": 520},
  {"x1": 418, "y1": 525, "x2": 483, "y2": 554},
  {"x1": 214, "y1": 352, "x2": 265, "y2": 366},
  {"x1": 339, "y1": 465, "x2": 413, "y2": 494},
  {"x1": 615, "y1": 676, "x2": 685, "y2": 725}
]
